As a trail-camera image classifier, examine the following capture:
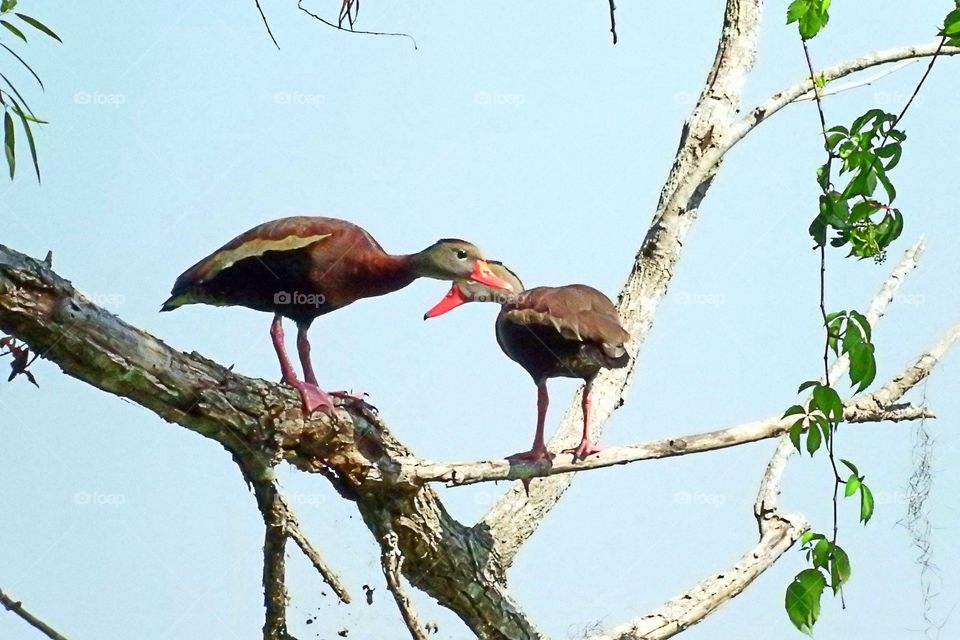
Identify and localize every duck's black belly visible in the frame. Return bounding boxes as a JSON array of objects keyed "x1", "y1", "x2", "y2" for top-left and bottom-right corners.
[
  {"x1": 201, "y1": 249, "x2": 339, "y2": 324},
  {"x1": 495, "y1": 312, "x2": 603, "y2": 382}
]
